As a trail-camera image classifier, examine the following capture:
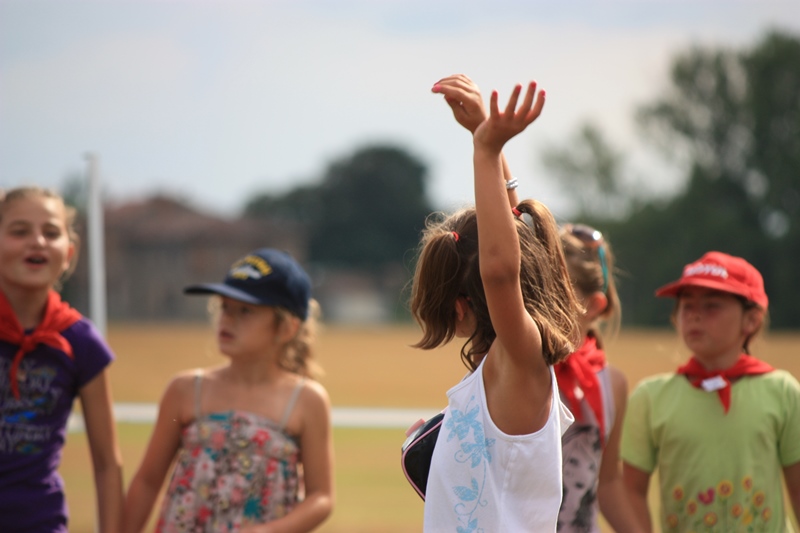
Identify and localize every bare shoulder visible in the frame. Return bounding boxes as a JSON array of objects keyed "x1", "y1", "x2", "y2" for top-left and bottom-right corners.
[
  {"x1": 606, "y1": 364, "x2": 629, "y2": 405},
  {"x1": 158, "y1": 368, "x2": 204, "y2": 424},
  {"x1": 606, "y1": 364, "x2": 629, "y2": 389},
  {"x1": 284, "y1": 378, "x2": 331, "y2": 438},
  {"x1": 162, "y1": 368, "x2": 202, "y2": 398},
  {"x1": 298, "y1": 378, "x2": 332, "y2": 411}
]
